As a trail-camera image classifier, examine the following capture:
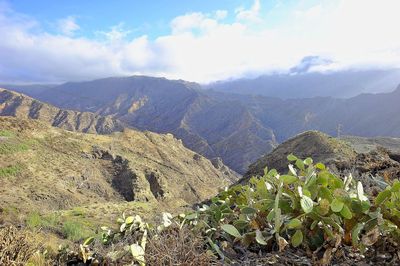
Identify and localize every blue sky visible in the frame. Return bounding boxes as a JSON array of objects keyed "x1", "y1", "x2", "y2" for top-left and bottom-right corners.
[
  {"x1": 7, "y1": 0, "x2": 297, "y2": 38},
  {"x1": 8, "y1": 1, "x2": 246, "y2": 37},
  {"x1": 1, "y1": 0, "x2": 400, "y2": 83}
]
